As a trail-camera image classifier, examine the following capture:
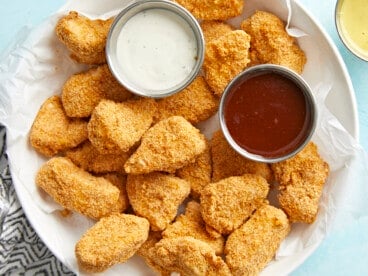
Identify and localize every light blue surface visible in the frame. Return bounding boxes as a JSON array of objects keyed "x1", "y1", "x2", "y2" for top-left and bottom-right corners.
[{"x1": 0, "y1": 0, "x2": 367, "y2": 275}]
